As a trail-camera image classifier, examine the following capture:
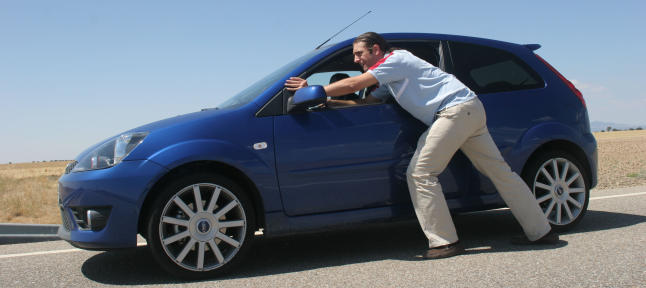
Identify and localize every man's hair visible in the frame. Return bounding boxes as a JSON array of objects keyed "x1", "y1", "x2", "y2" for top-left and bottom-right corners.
[{"x1": 353, "y1": 32, "x2": 393, "y2": 54}]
